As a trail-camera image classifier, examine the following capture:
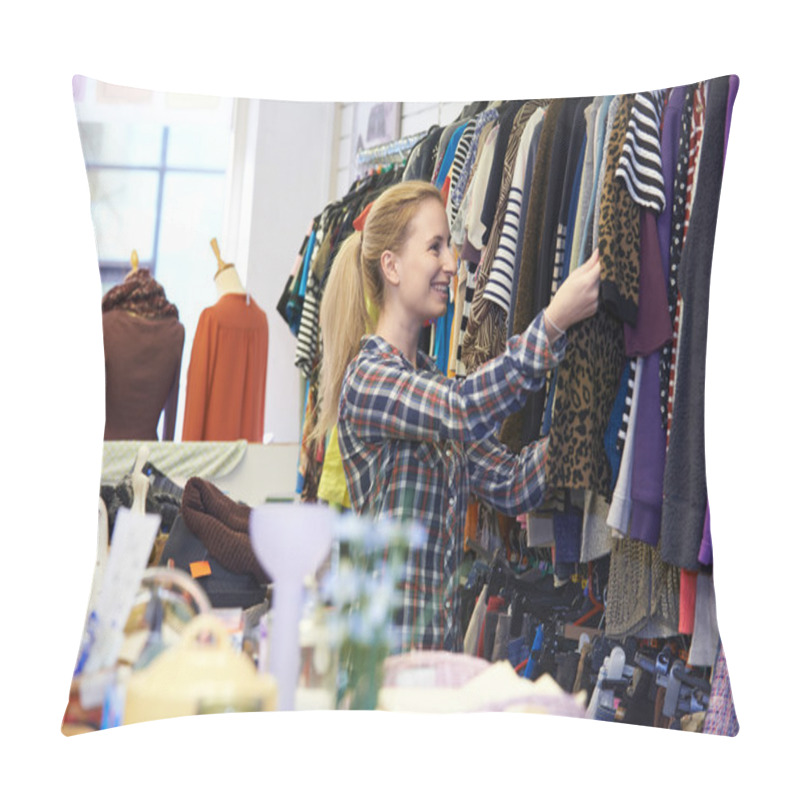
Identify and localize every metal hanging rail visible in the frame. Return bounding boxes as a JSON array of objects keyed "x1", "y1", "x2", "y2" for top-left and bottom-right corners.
[{"x1": 355, "y1": 130, "x2": 428, "y2": 169}]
